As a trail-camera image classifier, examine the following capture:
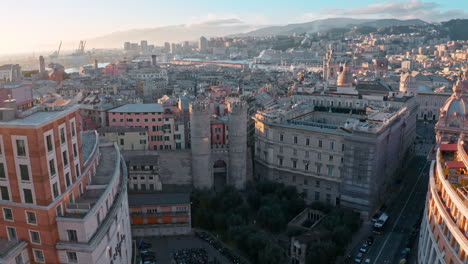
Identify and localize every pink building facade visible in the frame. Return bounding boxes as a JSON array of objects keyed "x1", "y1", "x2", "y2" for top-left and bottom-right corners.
[{"x1": 108, "y1": 103, "x2": 186, "y2": 150}]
